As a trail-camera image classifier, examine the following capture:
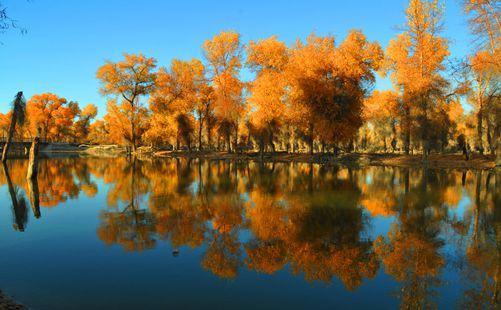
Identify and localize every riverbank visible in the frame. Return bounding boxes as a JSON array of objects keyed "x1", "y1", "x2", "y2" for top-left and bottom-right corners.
[
  {"x1": 153, "y1": 151, "x2": 497, "y2": 169},
  {"x1": 0, "y1": 291, "x2": 28, "y2": 310},
  {"x1": 10, "y1": 143, "x2": 496, "y2": 169}
]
